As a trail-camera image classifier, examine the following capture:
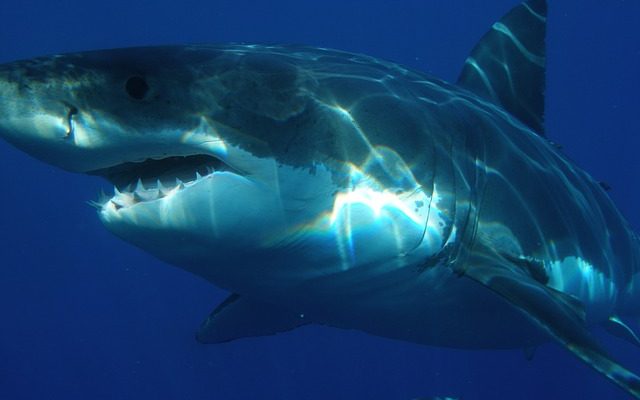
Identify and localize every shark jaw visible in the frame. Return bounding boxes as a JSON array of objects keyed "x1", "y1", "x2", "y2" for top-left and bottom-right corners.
[
  {"x1": 90, "y1": 153, "x2": 239, "y2": 211},
  {"x1": 93, "y1": 150, "x2": 293, "y2": 292},
  {"x1": 93, "y1": 145, "x2": 286, "y2": 235}
]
